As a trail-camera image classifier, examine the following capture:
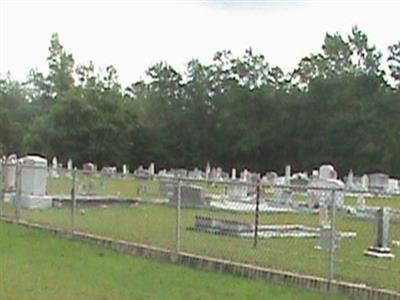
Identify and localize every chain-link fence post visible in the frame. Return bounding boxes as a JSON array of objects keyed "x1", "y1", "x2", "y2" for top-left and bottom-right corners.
[
  {"x1": 175, "y1": 179, "x2": 182, "y2": 256},
  {"x1": 328, "y1": 189, "x2": 337, "y2": 284},
  {"x1": 0, "y1": 160, "x2": 4, "y2": 217},
  {"x1": 15, "y1": 160, "x2": 22, "y2": 221},
  {"x1": 253, "y1": 180, "x2": 260, "y2": 249},
  {"x1": 71, "y1": 167, "x2": 77, "y2": 234}
]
